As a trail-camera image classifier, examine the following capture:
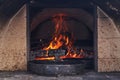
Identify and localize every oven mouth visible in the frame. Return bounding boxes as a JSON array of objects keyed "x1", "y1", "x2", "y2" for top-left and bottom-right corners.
[{"x1": 28, "y1": 1, "x2": 96, "y2": 75}]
